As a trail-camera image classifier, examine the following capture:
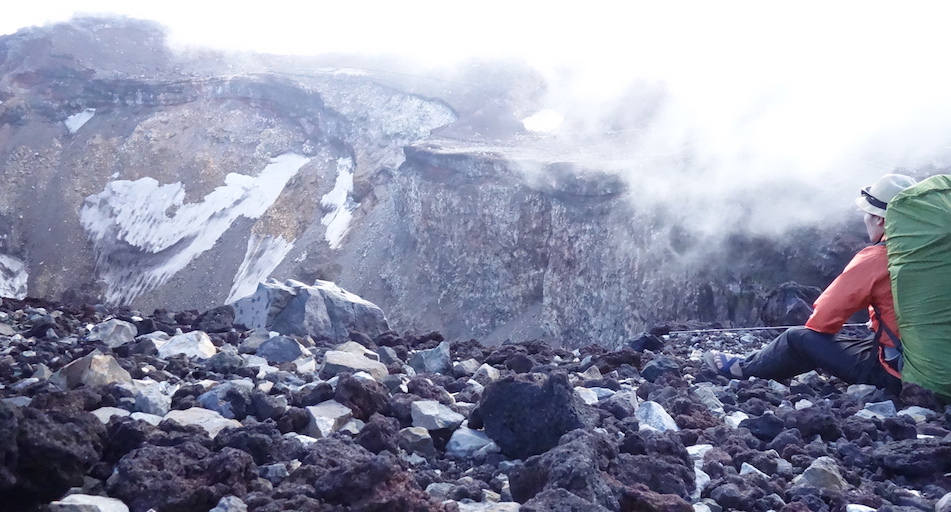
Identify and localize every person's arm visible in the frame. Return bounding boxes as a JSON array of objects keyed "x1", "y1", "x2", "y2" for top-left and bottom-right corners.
[{"x1": 805, "y1": 248, "x2": 878, "y2": 334}]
